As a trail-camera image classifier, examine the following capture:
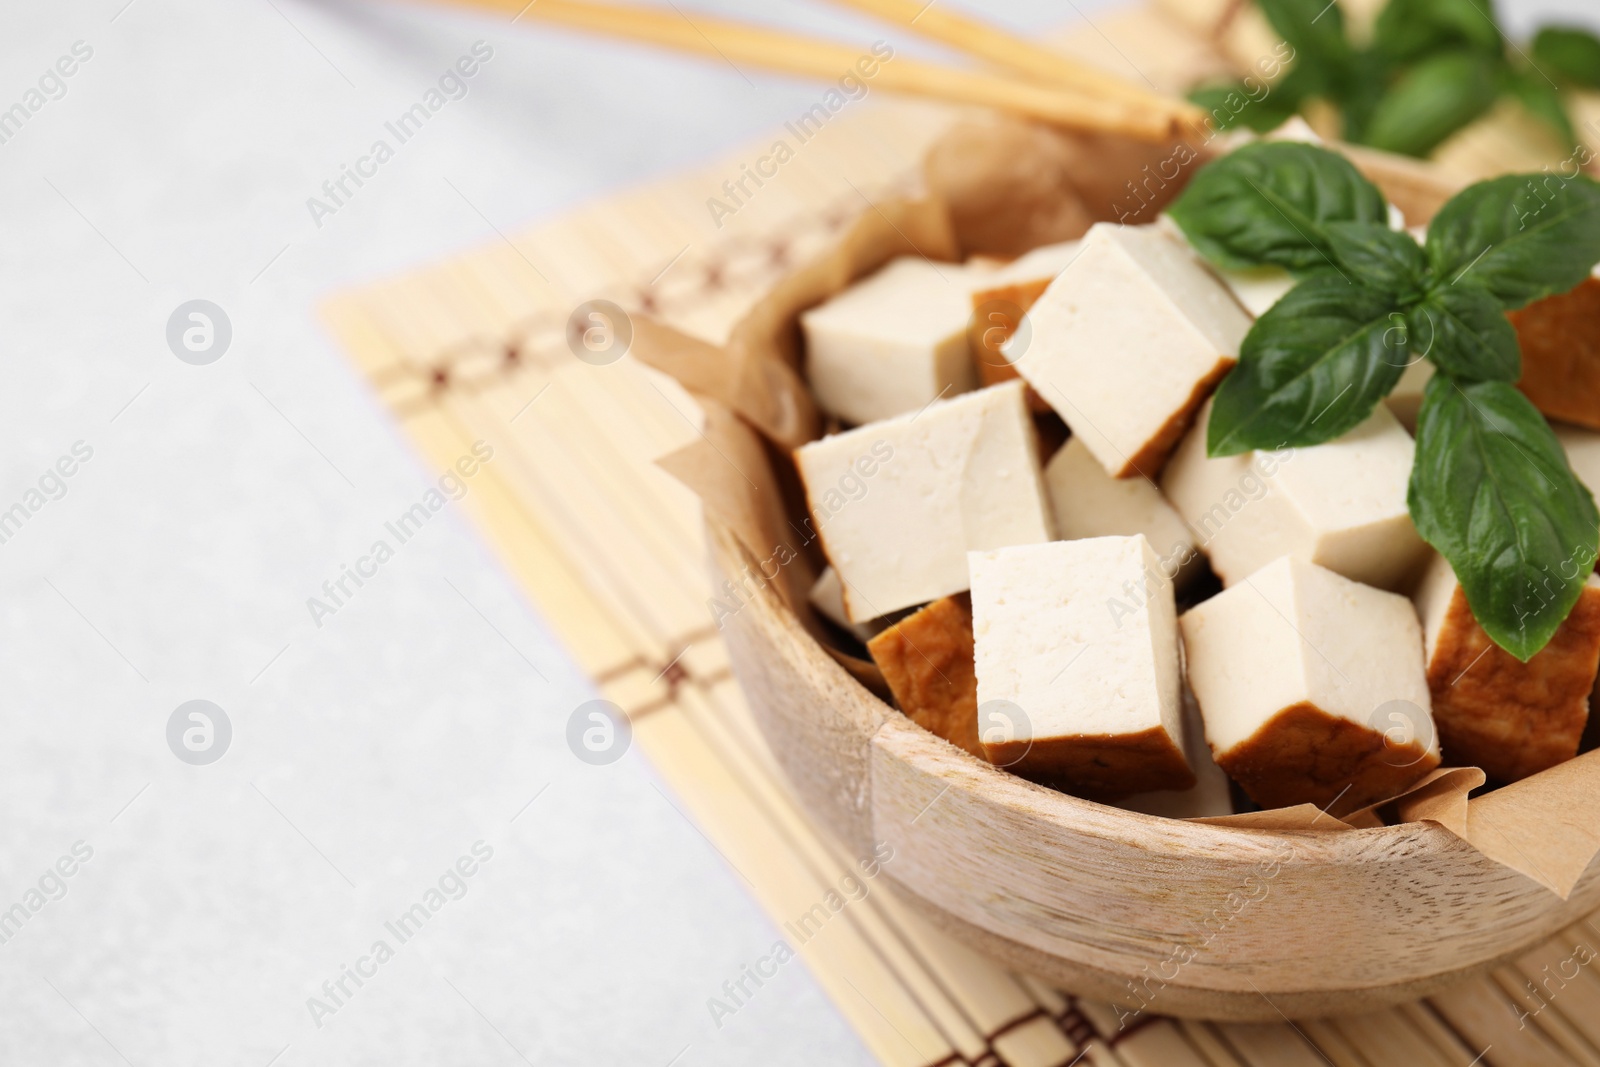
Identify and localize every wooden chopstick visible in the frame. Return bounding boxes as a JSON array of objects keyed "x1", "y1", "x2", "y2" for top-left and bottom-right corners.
[
  {"x1": 823, "y1": 0, "x2": 1204, "y2": 124},
  {"x1": 422, "y1": 0, "x2": 1185, "y2": 143}
]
